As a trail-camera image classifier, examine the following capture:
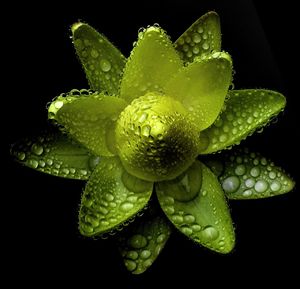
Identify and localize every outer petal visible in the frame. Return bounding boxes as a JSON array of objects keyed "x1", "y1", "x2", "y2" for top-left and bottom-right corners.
[
  {"x1": 48, "y1": 89, "x2": 127, "y2": 156},
  {"x1": 156, "y1": 161, "x2": 235, "y2": 254},
  {"x1": 117, "y1": 212, "x2": 171, "y2": 274},
  {"x1": 205, "y1": 148, "x2": 295, "y2": 199},
  {"x1": 11, "y1": 130, "x2": 97, "y2": 180},
  {"x1": 175, "y1": 11, "x2": 221, "y2": 63},
  {"x1": 72, "y1": 23, "x2": 126, "y2": 95},
  {"x1": 79, "y1": 157, "x2": 153, "y2": 236},
  {"x1": 120, "y1": 26, "x2": 182, "y2": 103},
  {"x1": 200, "y1": 89, "x2": 286, "y2": 154},
  {"x1": 165, "y1": 52, "x2": 232, "y2": 131}
]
